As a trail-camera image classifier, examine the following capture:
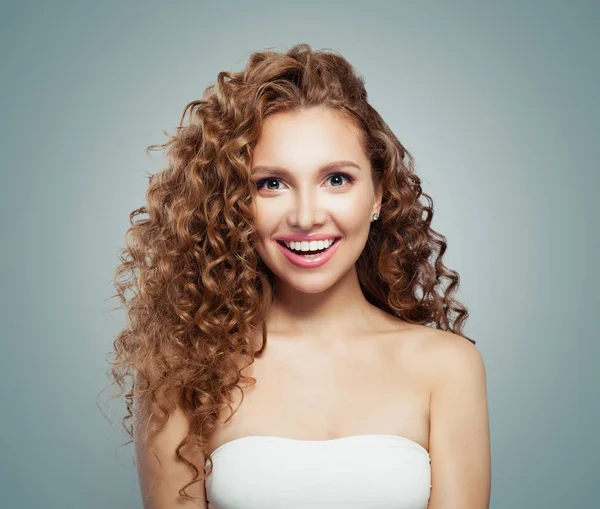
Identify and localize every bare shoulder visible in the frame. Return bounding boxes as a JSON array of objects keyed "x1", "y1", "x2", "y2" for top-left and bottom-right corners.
[
  {"x1": 402, "y1": 326, "x2": 491, "y2": 508},
  {"x1": 395, "y1": 324, "x2": 485, "y2": 386}
]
